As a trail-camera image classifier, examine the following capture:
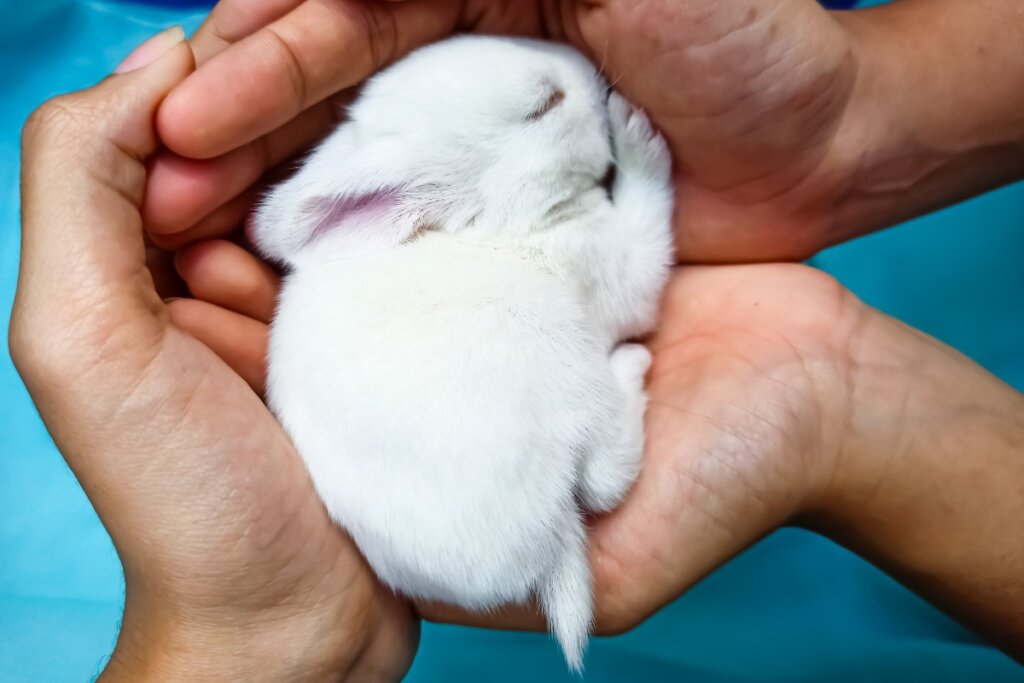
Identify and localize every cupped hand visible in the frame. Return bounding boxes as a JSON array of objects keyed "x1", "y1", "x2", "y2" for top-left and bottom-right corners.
[
  {"x1": 11, "y1": 30, "x2": 416, "y2": 682},
  {"x1": 427, "y1": 261, "x2": 864, "y2": 632},
  {"x1": 145, "y1": 0, "x2": 868, "y2": 261},
  {"x1": 139, "y1": 0, "x2": 1024, "y2": 655},
  {"x1": 166, "y1": 237, "x2": 869, "y2": 634}
]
